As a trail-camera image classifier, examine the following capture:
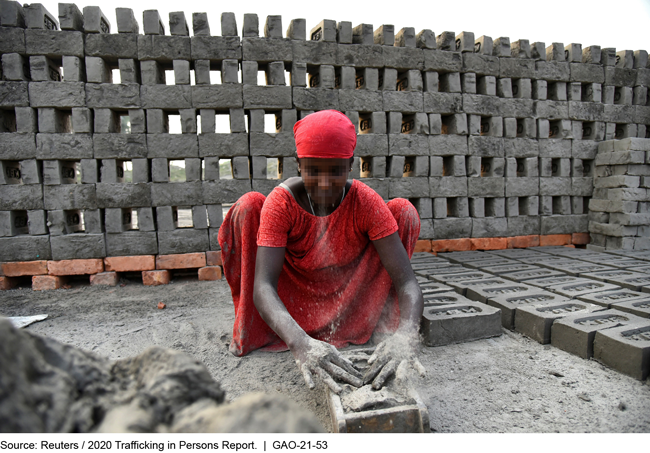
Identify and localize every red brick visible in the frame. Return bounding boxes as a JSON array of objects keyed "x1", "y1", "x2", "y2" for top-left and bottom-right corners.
[
  {"x1": 157, "y1": 302, "x2": 166, "y2": 309},
  {"x1": 32, "y1": 275, "x2": 68, "y2": 291},
  {"x1": 539, "y1": 234, "x2": 572, "y2": 247},
  {"x1": 142, "y1": 270, "x2": 171, "y2": 286},
  {"x1": 471, "y1": 237, "x2": 507, "y2": 251},
  {"x1": 413, "y1": 240, "x2": 432, "y2": 253},
  {"x1": 0, "y1": 276, "x2": 18, "y2": 290},
  {"x1": 572, "y1": 233, "x2": 591, "y2": 245},
  {"x1": 105, "y1": 255, "x2": 155, "y2": 272},
  {"x1": 1, "y1": 260, "x2": 48, "y2": 277},
  {"x1": 90, "y1": 272, "x2": 119, "y2": 286},
  {"x1": 507, "y1": 235, "x2": 540, "y2": 249},
  {"x1": 156, "y1": 252, "x2": 206, "y2": 270},
  {"x1": 47, "y1": 259, "x2": 104, "y2": 276},
  {"x1": 198, "y1": 266, "x2": 222, "y2": 281},
  {"x1": 206, "y1": 251, "x2": 223, "y2": 266},
  {"x1": 431, "y1": 238, "x2": 473, "y2": 253}
]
